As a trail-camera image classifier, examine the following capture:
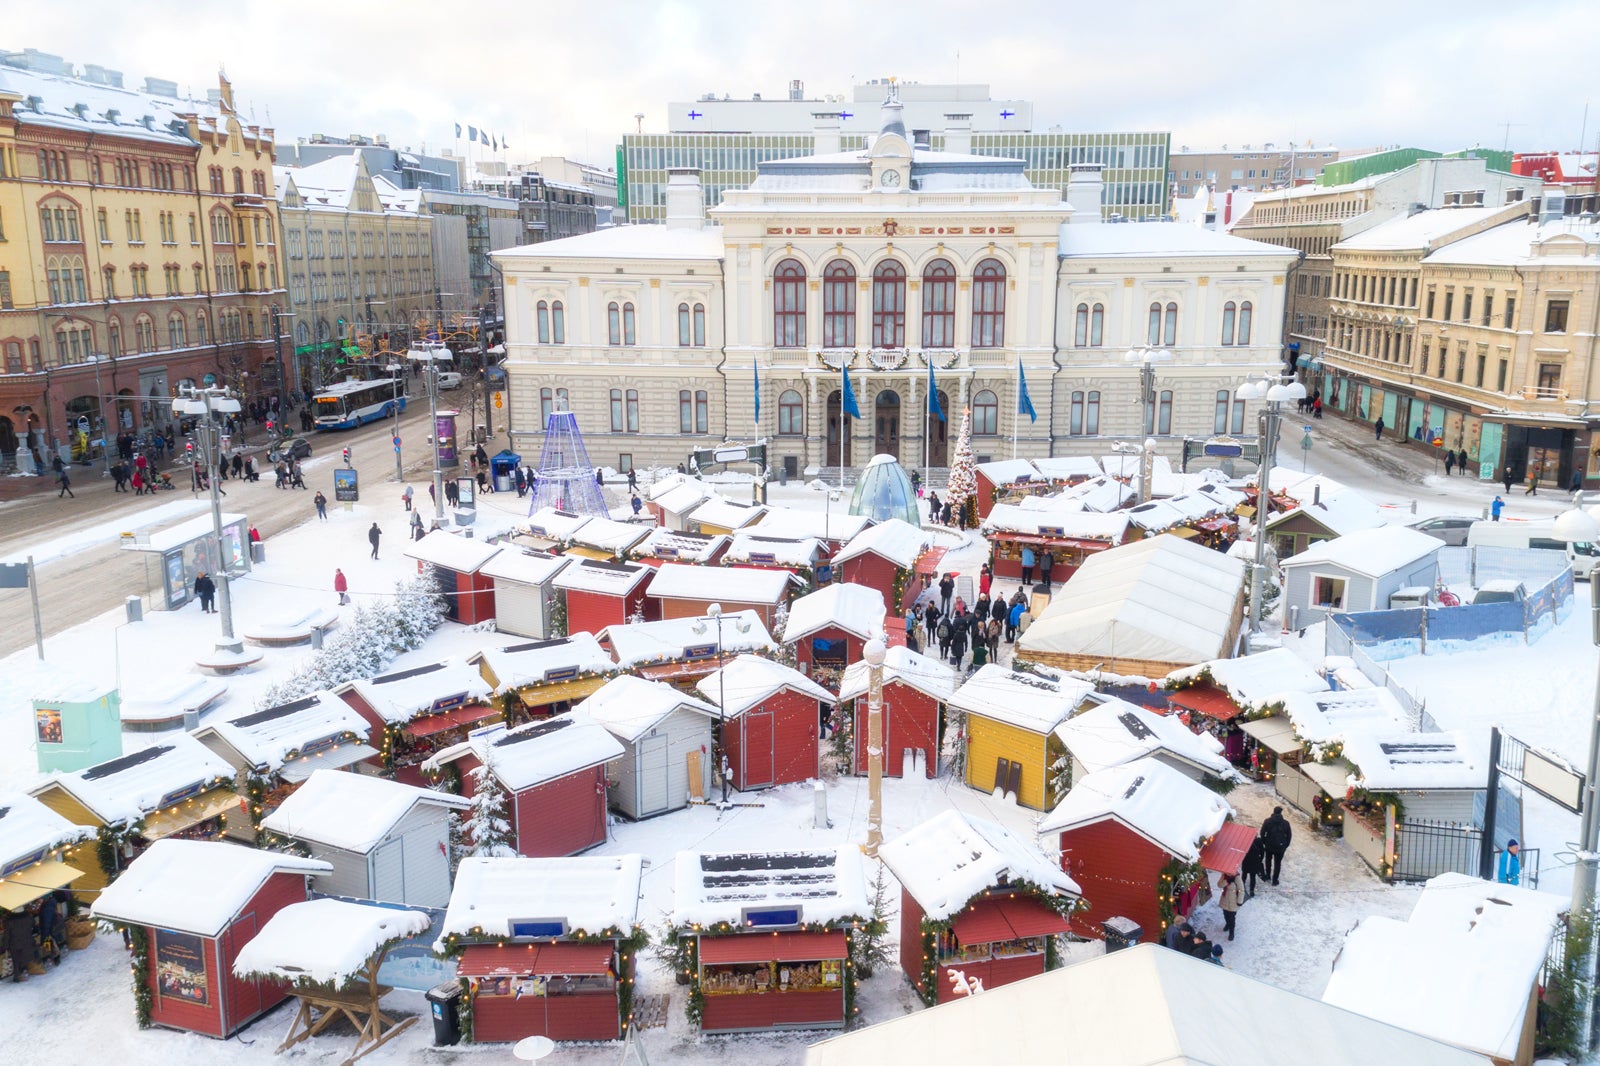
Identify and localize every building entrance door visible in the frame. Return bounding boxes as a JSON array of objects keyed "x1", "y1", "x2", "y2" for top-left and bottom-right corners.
[{"x1": 874, "y1": 391, "x2": 900, "y2": 461}]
